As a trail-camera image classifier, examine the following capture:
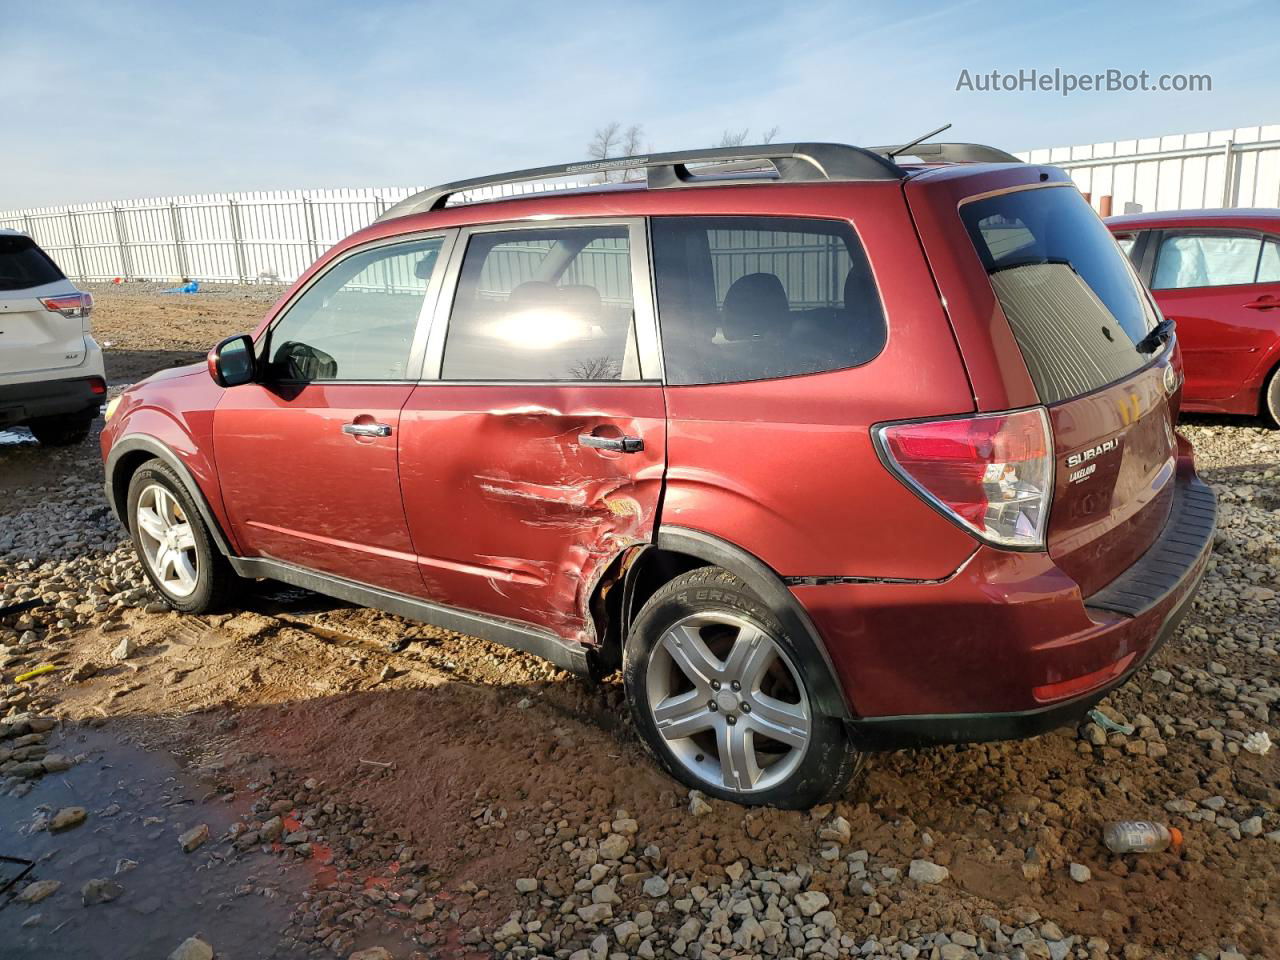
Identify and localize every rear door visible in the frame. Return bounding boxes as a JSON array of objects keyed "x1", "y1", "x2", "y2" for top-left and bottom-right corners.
[
  {"x1": 398, "y1": 219, "x2": 666, "y2": 645},
  {"x1": 214, "y1": 234, "x2": 450, "y2": 595},
  {"x1": 1147, "y1": 229, "x2": 1280, "y2": 403},
  {"x1": 0, "y1": 235, "x2": 85, "y2": 376},
  {"x1": 914, "y1": 176, "x2": 1179, "y2": 596}
]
